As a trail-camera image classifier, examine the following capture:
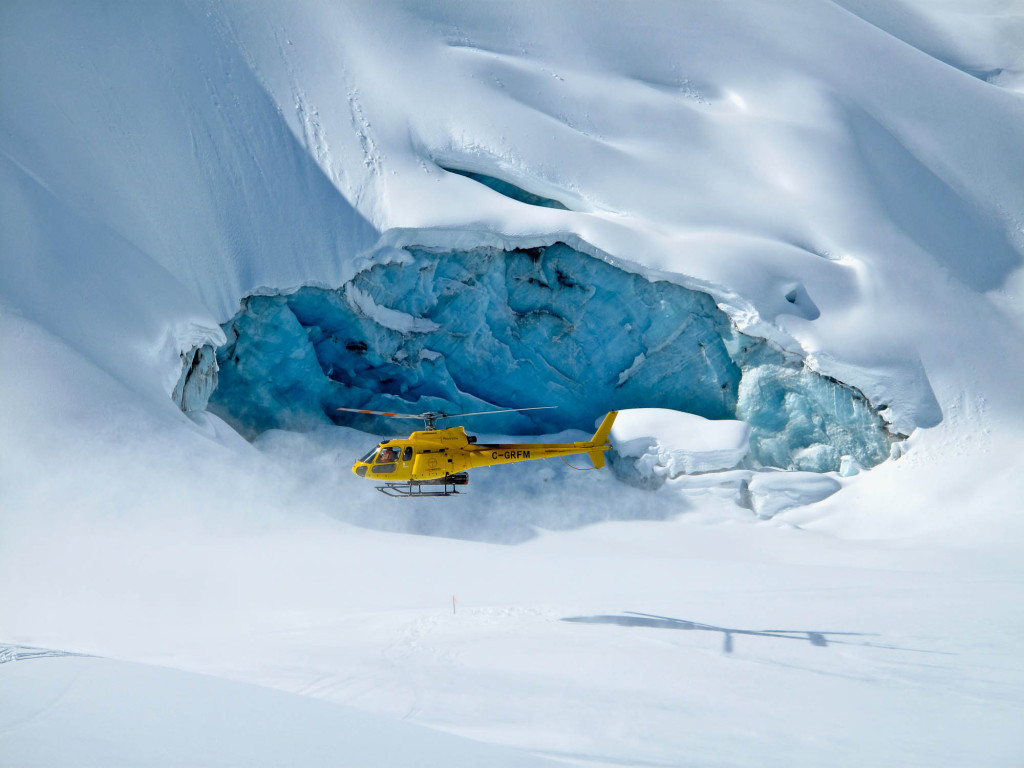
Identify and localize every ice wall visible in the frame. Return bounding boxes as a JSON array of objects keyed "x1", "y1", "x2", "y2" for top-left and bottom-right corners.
[
  {"x1": 210, "y1": 243, "x2": 896, "y2": 472},
  {"x1": 731, "y1": 342, "x2": 893, "y2": 471},
  {"x1": 172, "y1": 345, "x2": 219, "y2": 413}
]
